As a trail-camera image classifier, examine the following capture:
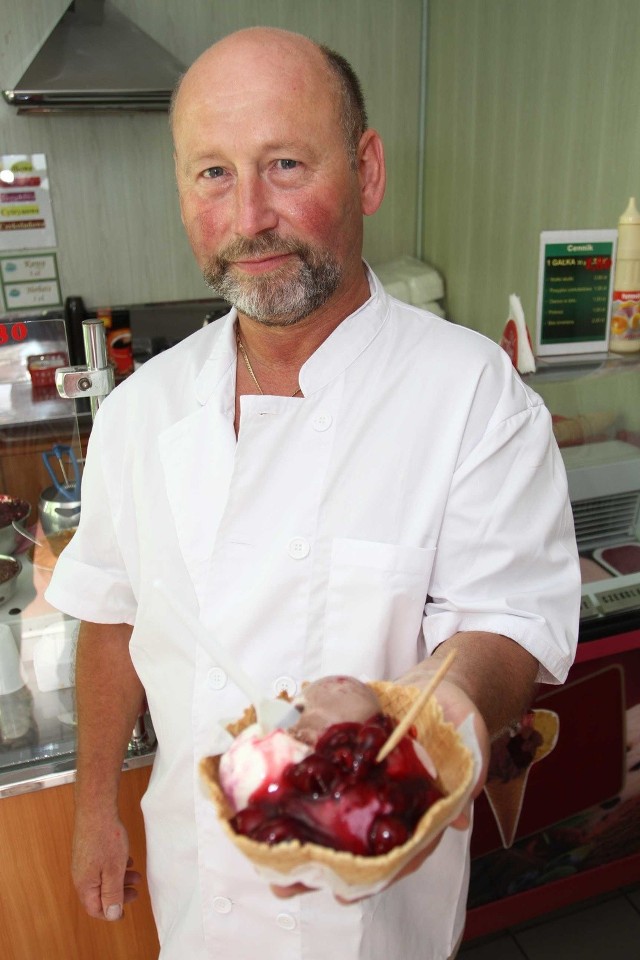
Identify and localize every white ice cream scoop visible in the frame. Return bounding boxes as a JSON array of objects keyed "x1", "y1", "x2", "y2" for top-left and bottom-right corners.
[{"x1": 219, "y1": 723, "x2": 311, "y2": 811}]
